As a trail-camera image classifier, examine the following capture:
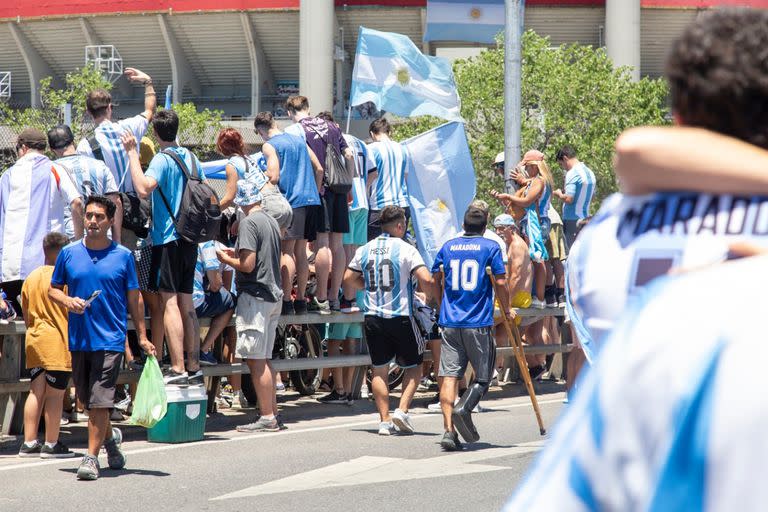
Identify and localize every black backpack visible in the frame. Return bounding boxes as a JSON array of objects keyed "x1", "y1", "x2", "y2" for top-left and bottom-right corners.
[
  {"x1": 307, "y1": 122, "x2": 354, "y2": 194},
  {"x1": 157, "y1": 149, "x2": 222, "y2": 244},
  {"x1": 87, "y1": 133, "x2": 151, "y2": 238}
]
